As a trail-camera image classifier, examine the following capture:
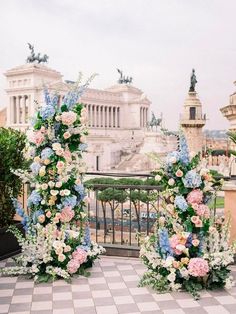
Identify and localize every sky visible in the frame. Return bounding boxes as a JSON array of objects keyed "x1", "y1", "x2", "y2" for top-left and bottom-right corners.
[{"x1": 0, "y1": 0, "x2": 236, "y2": 130}]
